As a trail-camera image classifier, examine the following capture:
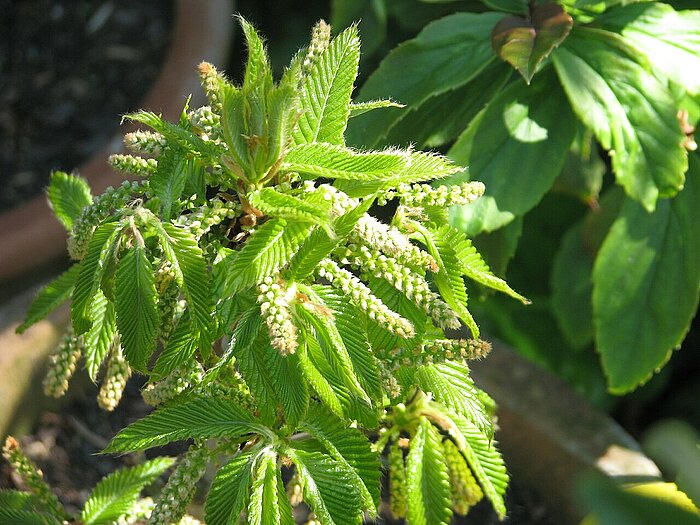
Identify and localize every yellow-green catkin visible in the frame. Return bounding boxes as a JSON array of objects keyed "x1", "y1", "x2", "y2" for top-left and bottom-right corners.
[
  {"x1": 43, "y1": 329, "x2": 82, "y2": 398},
  {"x1": 388, "y1": 440, "x2": 408, "y2": 519},
  {"x1": 2, "y1": 436, "x2": 66, "y2": 519},
  {"x1": 147, "y1": 446, "x2": 209, "y2": 525},
  {"x1": 443, "y1": 438, "x2": 483, "y2": 515},
  {"x1": 97, "y1": 344, "x2": 131, "y2": 411}
]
